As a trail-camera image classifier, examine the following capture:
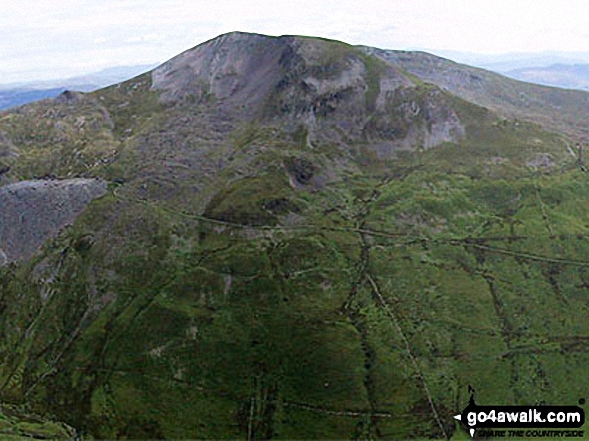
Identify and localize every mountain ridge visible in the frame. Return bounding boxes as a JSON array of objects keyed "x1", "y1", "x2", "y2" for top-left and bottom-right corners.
[{"x1": 362, "y1": 46, "x2": 589, "y2": 140}]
